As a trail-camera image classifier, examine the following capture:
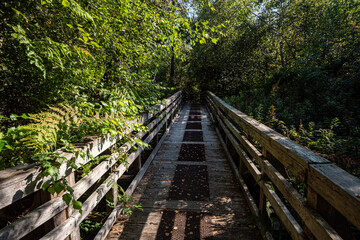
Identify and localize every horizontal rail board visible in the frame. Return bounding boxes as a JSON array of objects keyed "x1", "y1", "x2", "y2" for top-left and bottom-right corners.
[
  {"x1": 208, "y1": 92, "x2": 329, "y2": 181},
  {"x1": 40, "y1": 96, "x2": 182, "y2": 240},
  {"x1": 309, "y1": 164, "x2": 360, "y2": 230},
  {"x1": 0, "y1": 91, "x2": 183, "y2": 240},
  {"x1": 0, "y1": 91, "x2": 182, "y2": 210},
  {"x1": 207, "y1": 95, "x2": 342, "y2": 240},
  {"x1": 94, "y1": 100, "x2": 182, "y2": 240},
  {"x1": 206, "y1": 91, "x2": 359, "y2": 240}
]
